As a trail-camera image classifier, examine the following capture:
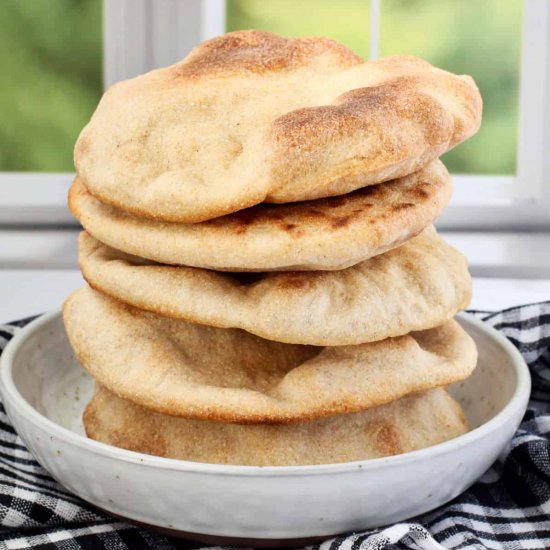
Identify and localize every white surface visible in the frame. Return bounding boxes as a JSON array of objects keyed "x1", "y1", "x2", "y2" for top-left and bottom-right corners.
[
  {"x1": 0, "y1": 312, "x2": 530, "y2": 540},
  {"x1": 0, "y1": 270, "x2": 548, "y2": 324}
]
